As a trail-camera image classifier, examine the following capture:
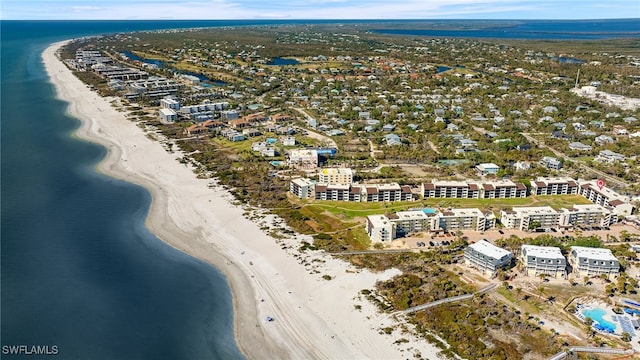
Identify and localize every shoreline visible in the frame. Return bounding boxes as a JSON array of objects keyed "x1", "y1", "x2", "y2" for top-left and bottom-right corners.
[{"x1": 43, "y1": 40, "x2": 443, "y2": 359}]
